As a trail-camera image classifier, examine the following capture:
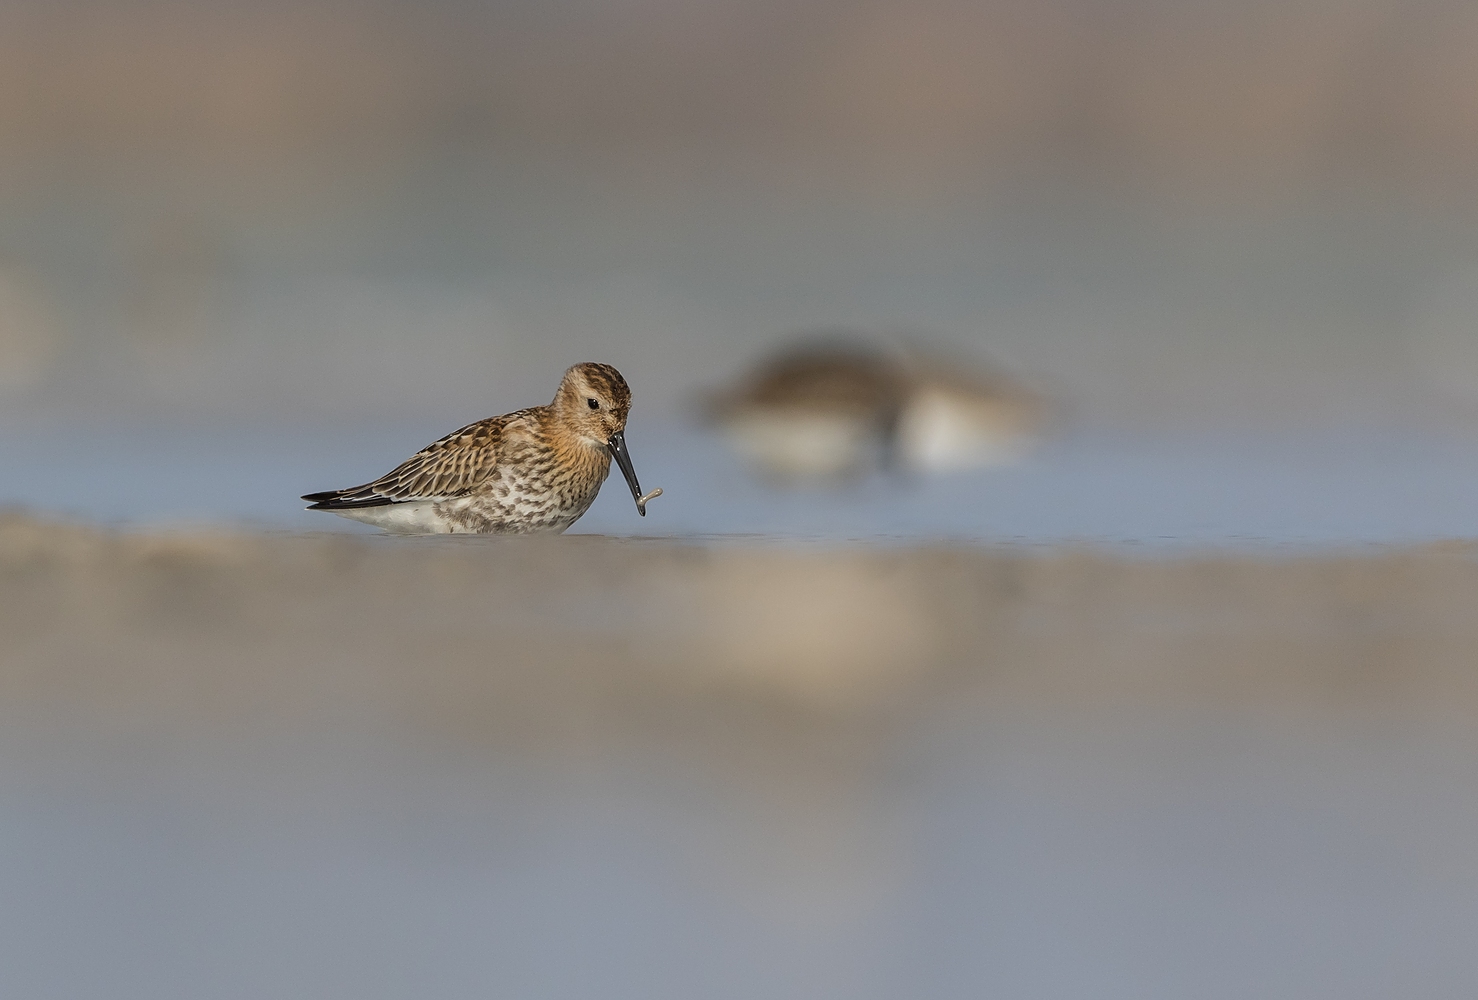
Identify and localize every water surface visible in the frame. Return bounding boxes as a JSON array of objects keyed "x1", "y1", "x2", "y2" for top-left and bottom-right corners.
[{"x1": 2, "y1": 422, "x2": 1473, "y2": 549}]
